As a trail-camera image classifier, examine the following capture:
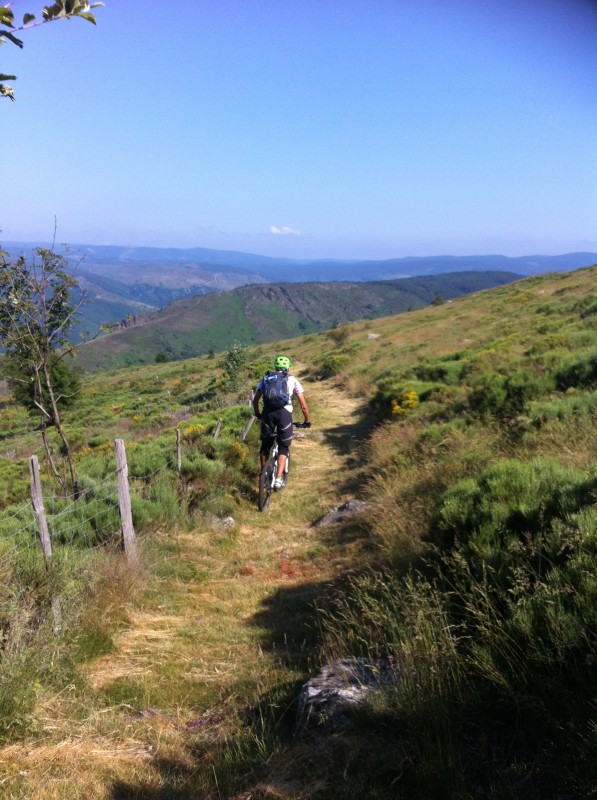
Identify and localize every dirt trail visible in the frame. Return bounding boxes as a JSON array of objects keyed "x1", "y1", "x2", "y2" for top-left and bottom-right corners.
[
  {"x1": 89, "y1": 378, "x2": 366, "y2": 695},
  {"x1": 2, "y1": 379, "x2": 368, "y2": 796}
]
